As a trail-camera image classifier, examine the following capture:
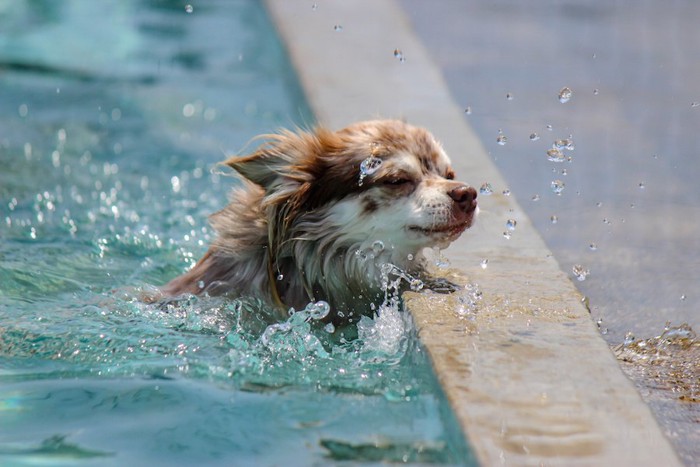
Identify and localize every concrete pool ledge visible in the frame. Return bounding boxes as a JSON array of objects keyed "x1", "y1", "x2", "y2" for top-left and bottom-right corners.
[{"x1": 265, "y1": 1, "x2": 681, "y2": 465}]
